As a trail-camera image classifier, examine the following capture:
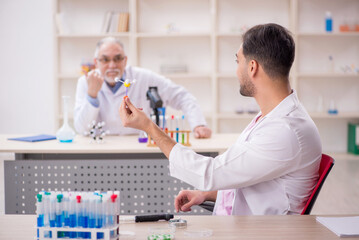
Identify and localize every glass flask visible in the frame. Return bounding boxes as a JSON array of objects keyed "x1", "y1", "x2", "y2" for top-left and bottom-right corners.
[{"x1": 56, "y1": 96, "x2": 75, "y2": 142}]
